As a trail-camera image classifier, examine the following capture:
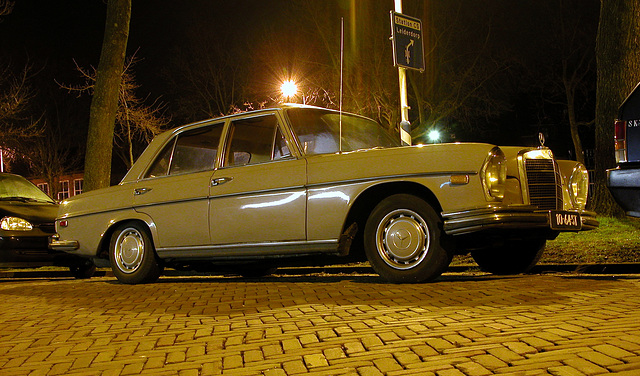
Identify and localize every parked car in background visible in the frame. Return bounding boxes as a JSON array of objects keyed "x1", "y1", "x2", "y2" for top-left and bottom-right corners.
[
  {"x1": 50, "y1": 104, "x2": 597, "y2": 284},
  {"x1": 608, "y1": 82, "x2": 640, "y2": 217},
  {"x1": 0, "y1": 173, "x2": 94, "y2": 278}
]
